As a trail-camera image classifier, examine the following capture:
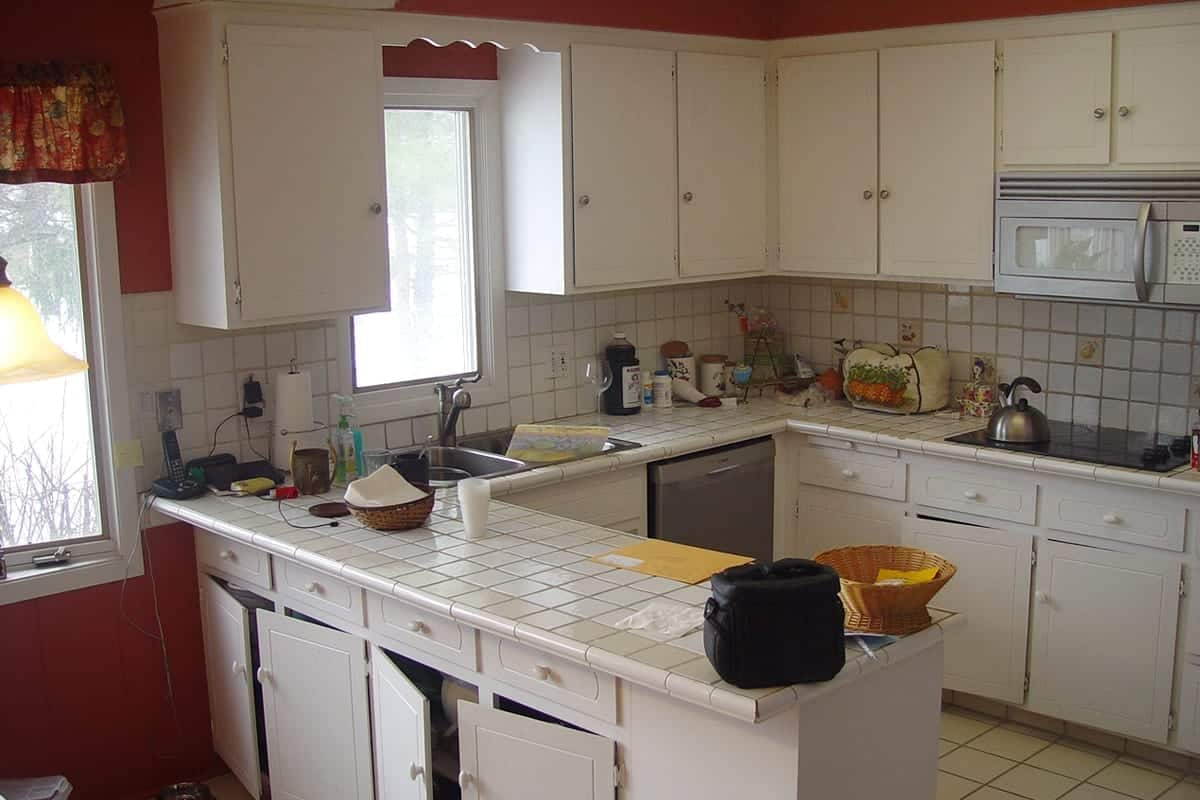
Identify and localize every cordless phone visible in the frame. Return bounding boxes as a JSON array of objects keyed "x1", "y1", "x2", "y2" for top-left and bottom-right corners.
[{"x1": 151, "y1": 430, "x2": 204, "y2": 500}]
